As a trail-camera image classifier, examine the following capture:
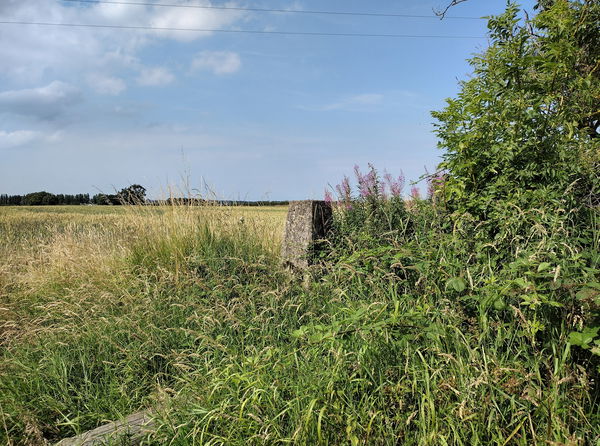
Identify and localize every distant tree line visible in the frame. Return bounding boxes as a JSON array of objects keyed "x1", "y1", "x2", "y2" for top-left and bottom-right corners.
[
  {"x1": 0, "y1": 192, "x2": 91, "y2": 206},
  {"x1": 220, "y1": 200, "x2": 290, "y2": 207},
  {"x1": 0, "y1": 185, "x2": 147, "y2": 206},
  {"x1": 148, "y1": 198, "x2": 290, "y2": 206},
  {"x1": 1, "y1": 185, "x2": 289, "y2": 206}
]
